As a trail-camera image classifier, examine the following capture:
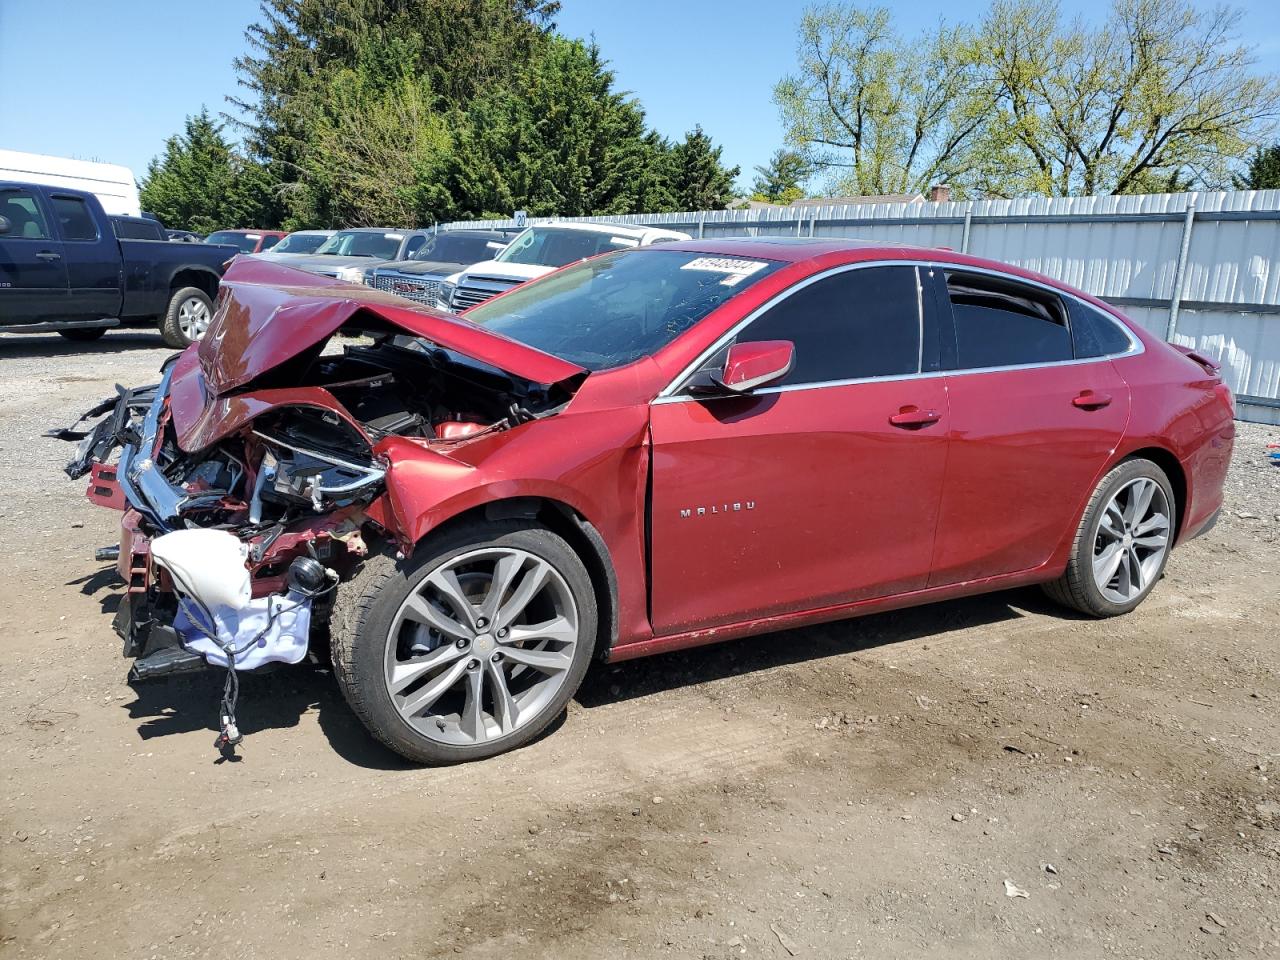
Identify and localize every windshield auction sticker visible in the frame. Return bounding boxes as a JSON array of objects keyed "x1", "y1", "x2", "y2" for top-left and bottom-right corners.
[{"x1": 680, "y1": 257, "x2": 769, "y2": 285}]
